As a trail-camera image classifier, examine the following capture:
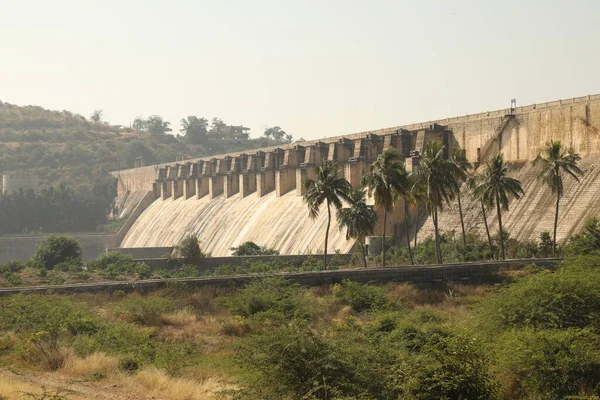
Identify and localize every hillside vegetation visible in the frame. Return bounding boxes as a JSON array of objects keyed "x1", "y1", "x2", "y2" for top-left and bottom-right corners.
[{"x1": 0, "y1": 101, "x2": 274, "y2": 194}]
